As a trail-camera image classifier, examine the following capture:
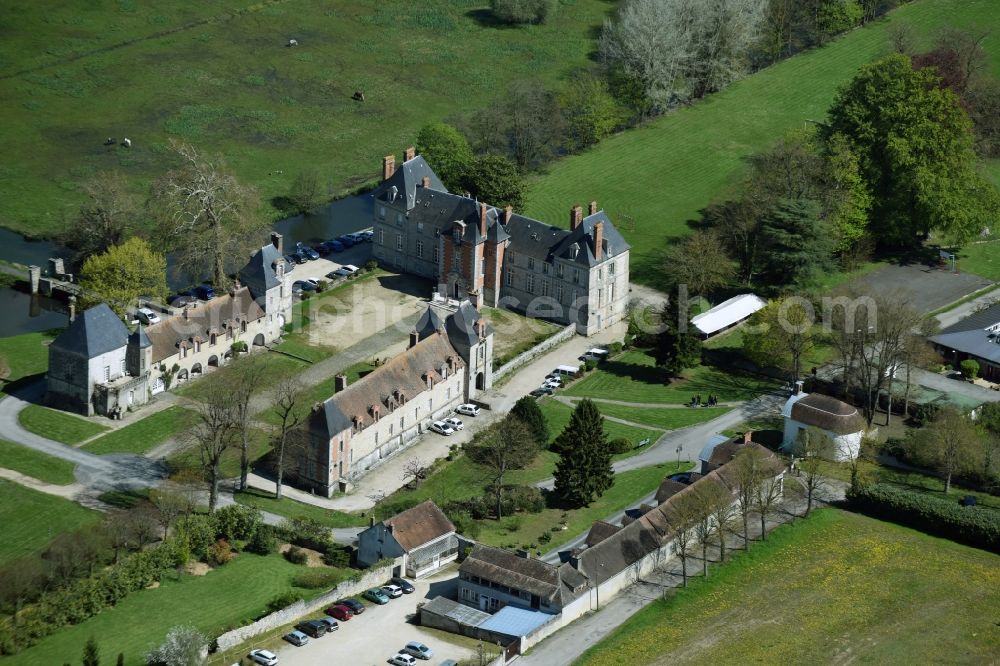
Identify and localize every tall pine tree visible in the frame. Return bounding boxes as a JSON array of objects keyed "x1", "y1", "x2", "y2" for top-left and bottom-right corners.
[
  {"x1": 553, "y1": 399, "x2": 614, "y2": 507},
  {"x1": 82, "y1": 636, "x2": 99, "y2": 666},
  {"x1": 758, "y1": 198, "x2": 834, "y2": 289},
  {"x1": 511, "y1": 395, "x2": 548, "y2": 447},
  {"x1": 653, "y1": 289, "x2": 702, "y2": 379}
]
